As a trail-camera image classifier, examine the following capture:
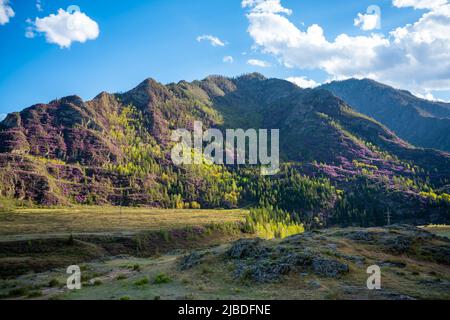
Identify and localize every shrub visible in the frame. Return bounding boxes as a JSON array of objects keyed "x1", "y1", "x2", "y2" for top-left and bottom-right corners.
[
  {"x1": 27, "y1": 290, "x2": 43, "y2": 298},
  {"x1": 116, "y1": 274, "x2": 127, "y2": 280},
  {"x1": 134, "y1": 277, "x2": 149, "y2": 286},
  {"x1": 130, "y1": 264, "x2": 141, "y2": 272},
  {"x1": 48, "y1": 279, "x2": 61, "y2": 287},
  {"x1": 154, "y1": 273, "x2": 171, "y2": 284},
  {"x1": 190, "y1": 201, "x2": 201, "y2": 209},
  {"x1": 93, "y1": 279, "x2": 103, "y2": 286}
]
